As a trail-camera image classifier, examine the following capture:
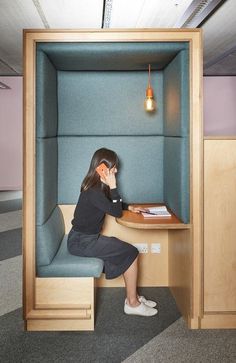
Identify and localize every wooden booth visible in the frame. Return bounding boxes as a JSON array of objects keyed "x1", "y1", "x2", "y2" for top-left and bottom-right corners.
[{"x1": 23, "y1": 29, "x2": 234, "y2": 331}]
